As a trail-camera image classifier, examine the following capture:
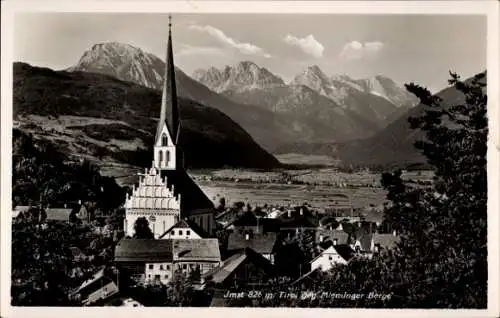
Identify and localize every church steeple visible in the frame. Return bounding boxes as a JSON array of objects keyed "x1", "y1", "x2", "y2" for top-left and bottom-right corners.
[
  {"x1": 153, "y1": 14, "x2": 181, "y2": 171},
  {"x1": 156, "y1": 14, "x2": 179, "y2": 145}
]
